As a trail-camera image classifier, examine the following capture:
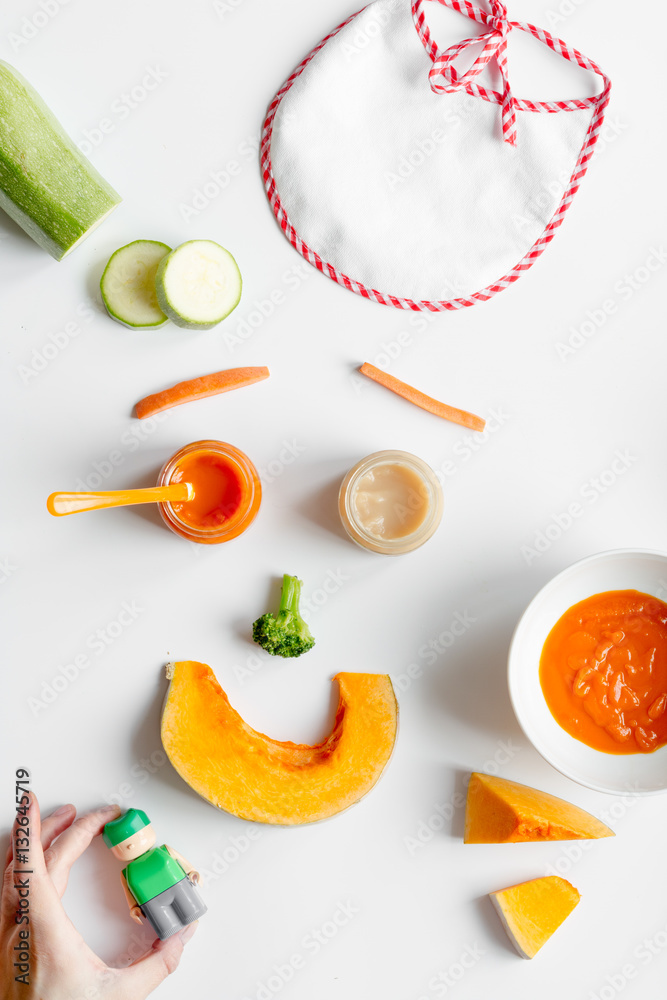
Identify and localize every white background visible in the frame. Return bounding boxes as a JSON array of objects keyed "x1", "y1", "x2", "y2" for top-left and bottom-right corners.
[{"x1": 1, "y1": 0, "x2": 666, "y2": 998}]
